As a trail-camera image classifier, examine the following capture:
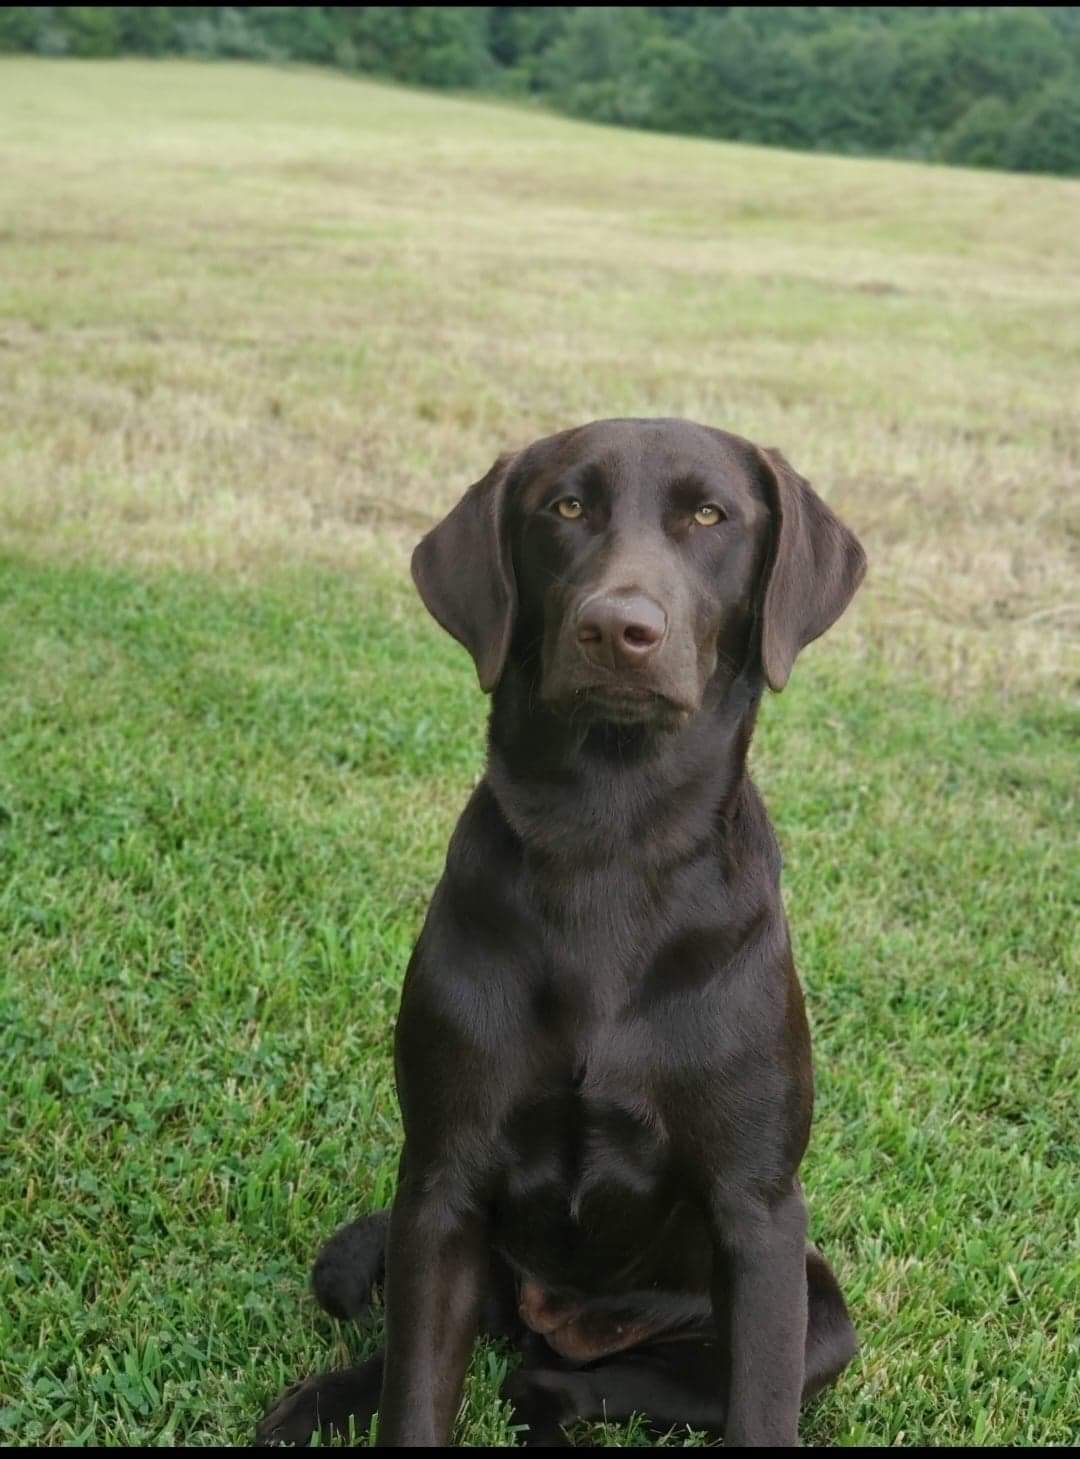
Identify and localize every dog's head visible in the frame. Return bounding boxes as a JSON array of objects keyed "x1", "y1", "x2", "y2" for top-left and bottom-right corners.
[{"x1": 412, "y1": 418, "x2": 865, "y2": 728}]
